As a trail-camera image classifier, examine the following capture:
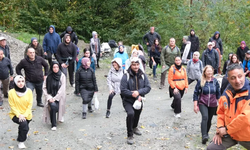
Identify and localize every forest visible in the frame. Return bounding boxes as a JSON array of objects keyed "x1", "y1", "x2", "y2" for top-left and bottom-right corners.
[{"x1": 1, "y1": 0, "x2": 250, "y2": 59}]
